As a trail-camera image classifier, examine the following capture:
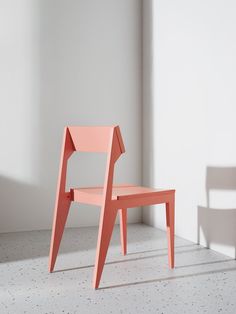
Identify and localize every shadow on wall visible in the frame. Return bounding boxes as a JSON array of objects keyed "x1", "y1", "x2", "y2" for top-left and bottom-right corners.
[
  {"x1": 198, "y1": 167, "x2": 236, "y2": 258},
  {"x1": 0, "y1": 176, "x2": 50, "y2": 232}
]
